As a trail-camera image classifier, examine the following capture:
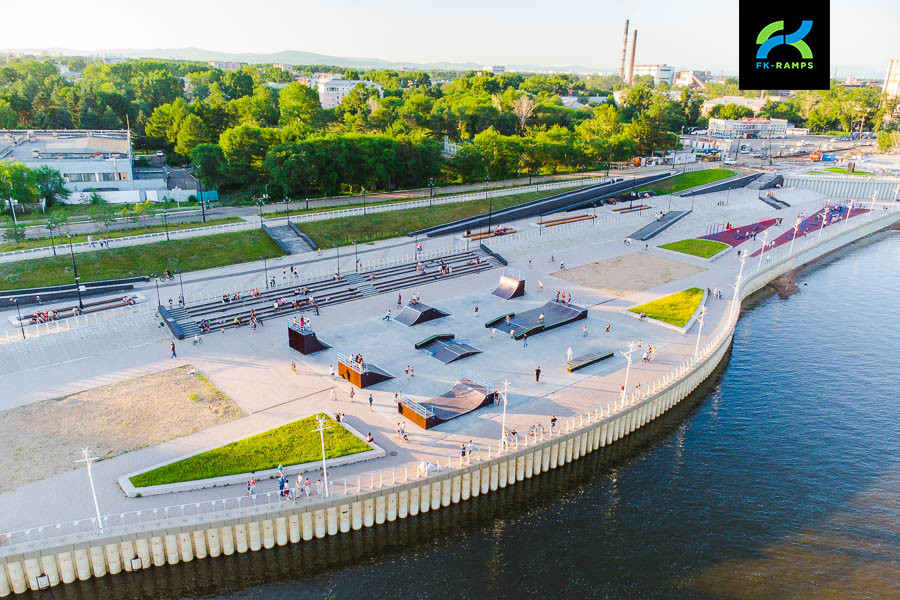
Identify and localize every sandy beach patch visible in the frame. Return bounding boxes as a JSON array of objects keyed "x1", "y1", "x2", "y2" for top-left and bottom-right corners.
[
  {"x1": 553, "y1": 252, "x2": 708, "y2": 297},
  {"x1": 0, "y1": 366, "x2": 245, "y2": 493}
]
